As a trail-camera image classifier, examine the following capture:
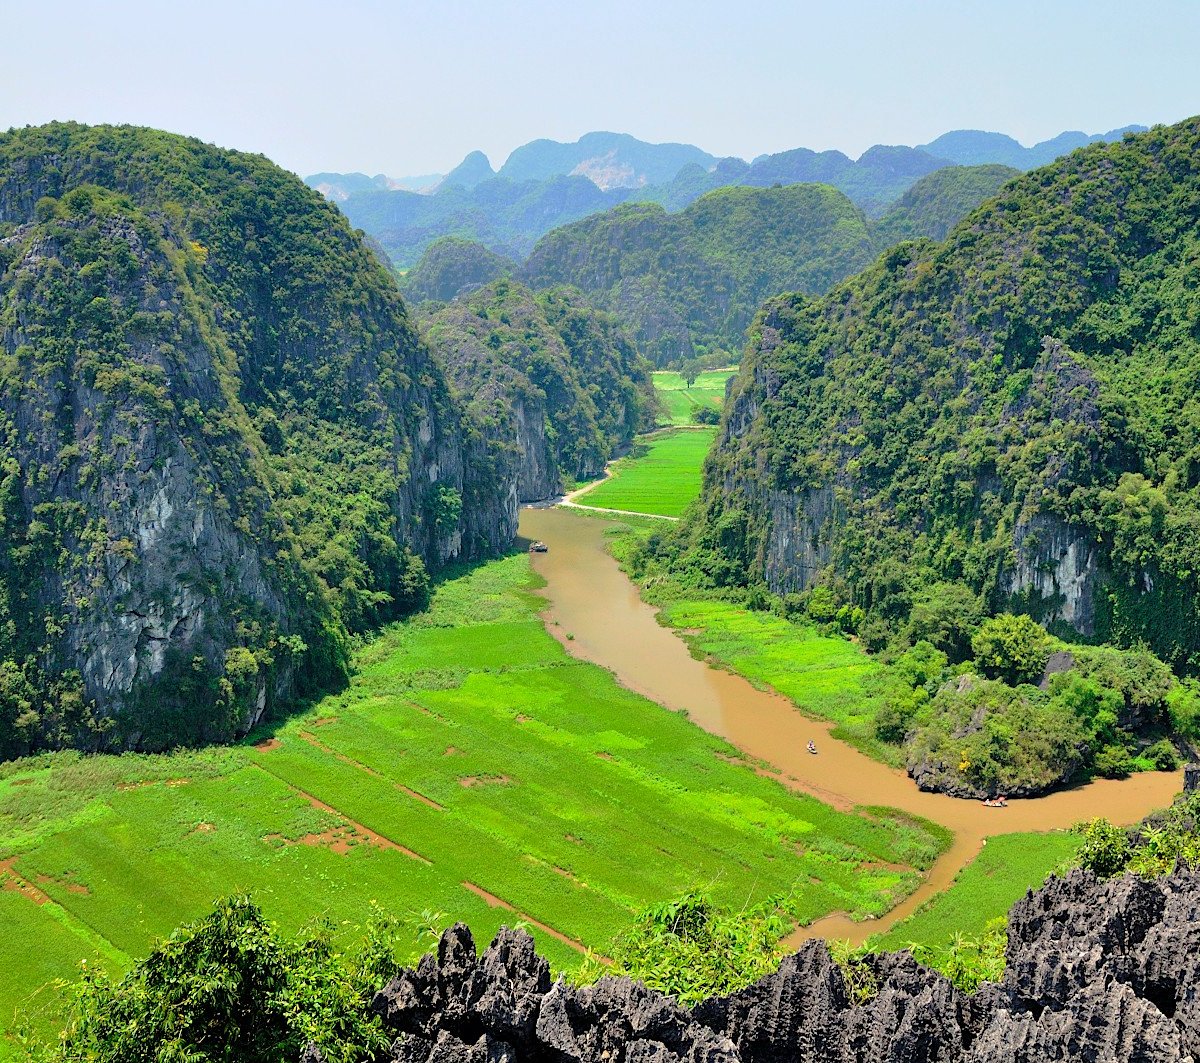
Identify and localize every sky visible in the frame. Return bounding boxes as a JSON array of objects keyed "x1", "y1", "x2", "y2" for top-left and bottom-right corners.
[{"x1": 2, "y1": 0, "x2": 1197, "y2": 179}]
